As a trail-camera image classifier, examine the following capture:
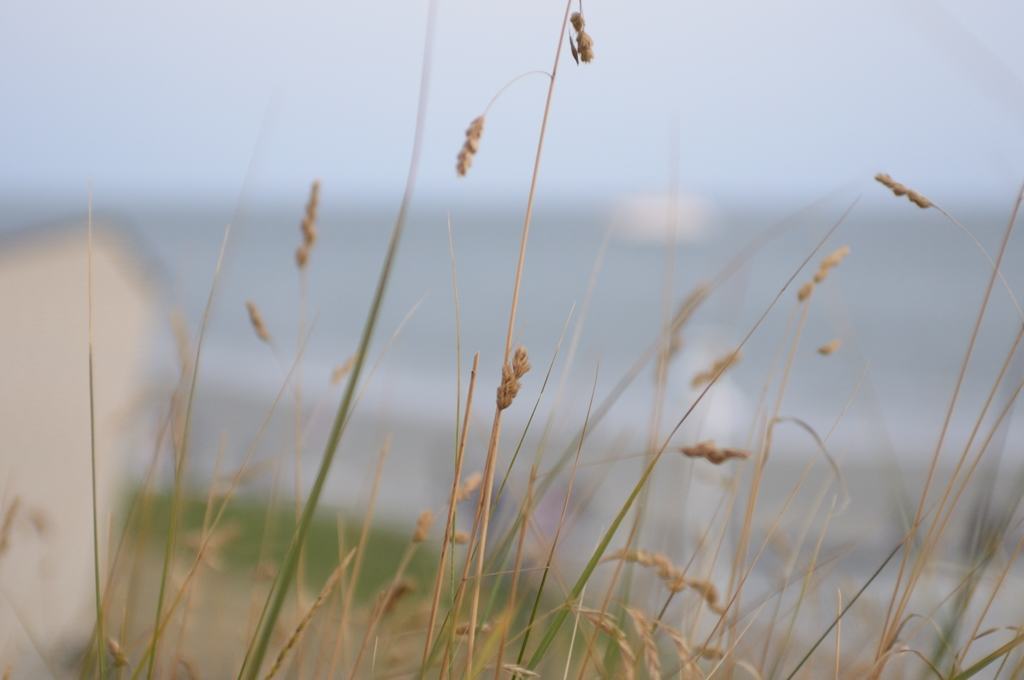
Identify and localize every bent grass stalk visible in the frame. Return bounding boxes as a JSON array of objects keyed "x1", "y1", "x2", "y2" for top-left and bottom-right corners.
[
  {"x1": 524, "y1": 200, "x2": 857, "y2": 669},
  {"x1": 487, "y1": 199, "x2": 829, "y2": 582},
  {"x1": 876, "y1": 184, "x2": 1024, "y2": 669},
  {"x1": 441, "y1": 199, "x2": 833, "y2": 666}
]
